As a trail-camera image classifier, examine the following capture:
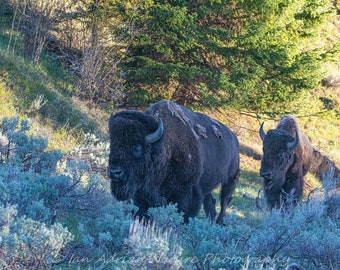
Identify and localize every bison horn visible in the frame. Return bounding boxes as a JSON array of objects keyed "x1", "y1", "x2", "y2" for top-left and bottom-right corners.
[
  {"x1": 146, "y1": 118, "x2": 164, "y2": 143},
  {"x1": 259, "y1": 122, "x2": 266, "y2": 141},
  {"x1": 287, "y1": 130, "x2": 299, "y2": 150}
]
